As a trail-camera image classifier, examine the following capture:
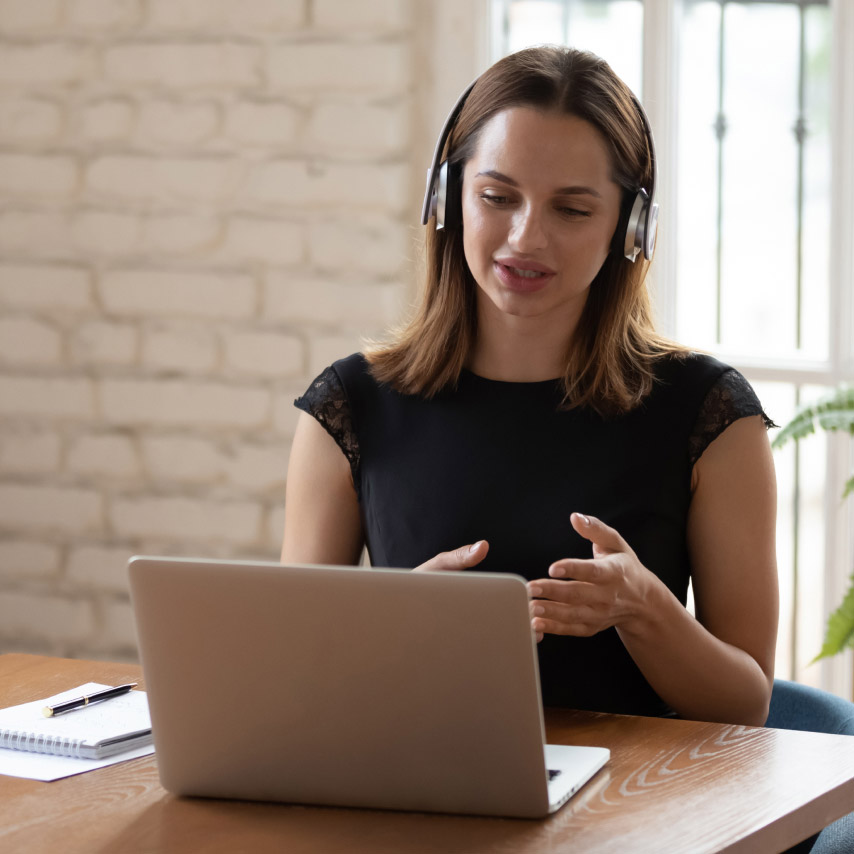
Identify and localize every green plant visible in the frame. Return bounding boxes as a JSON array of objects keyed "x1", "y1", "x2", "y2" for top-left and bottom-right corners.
[{"x1": 772, "y1": 385, "x2": 854, "y2": 661}]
